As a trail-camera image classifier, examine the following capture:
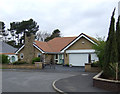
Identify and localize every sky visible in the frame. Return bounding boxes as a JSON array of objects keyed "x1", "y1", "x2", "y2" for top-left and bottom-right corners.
[{"x1": 0, "y1": 0, "x2": 120, "y2": 39}]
